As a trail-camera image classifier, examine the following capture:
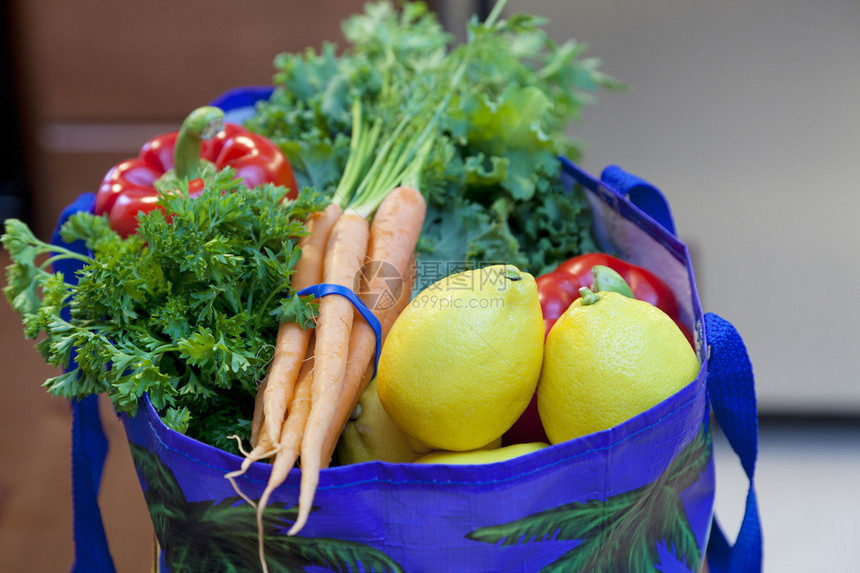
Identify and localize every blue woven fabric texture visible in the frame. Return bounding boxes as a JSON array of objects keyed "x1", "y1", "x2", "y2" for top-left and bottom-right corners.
[
  {"x1": 50, "y1": 193, "x2": 118, "y2": 573},
  {"x1": 70, "y1": 397, "x2": 115, "y2": 573},
  {"x1": 601, "y1": 164, "x2": 677, "y2": 235},
  {"x1": 704, "y1": 312, "x2": 763, "y2": 573}
]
